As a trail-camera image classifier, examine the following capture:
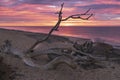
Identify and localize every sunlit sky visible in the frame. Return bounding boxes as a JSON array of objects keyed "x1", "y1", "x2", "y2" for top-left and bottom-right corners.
[{"x1": 0, "y1": 0, "x2": 120, "y2": 27}]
